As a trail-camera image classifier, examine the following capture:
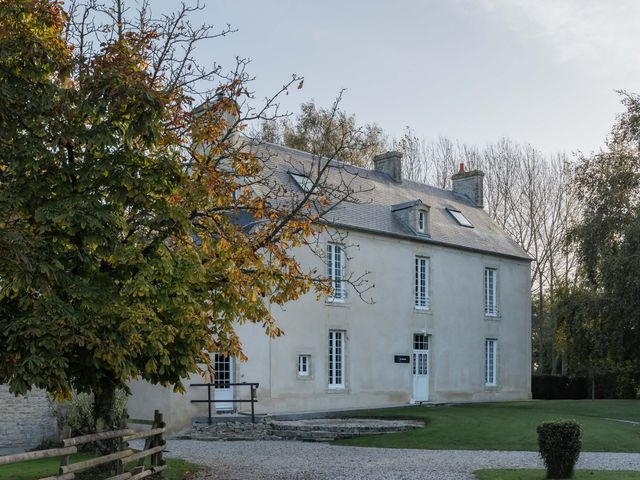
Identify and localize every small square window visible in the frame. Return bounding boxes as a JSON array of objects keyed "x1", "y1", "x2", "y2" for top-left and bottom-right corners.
[
  {"x1": 298, "y1": 354, "x2": 310, "y2": 377},
  {"x1": 447, "y1": 208, "x2": 473, "y2": 228},
  {"x1": 290, "y1": 173, "x2": 317, "y2": 193}
]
